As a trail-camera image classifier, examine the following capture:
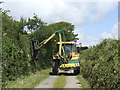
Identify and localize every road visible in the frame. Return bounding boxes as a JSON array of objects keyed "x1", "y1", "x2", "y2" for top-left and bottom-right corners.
[{"x1": 35, "y1": 73, "x2": 81, "y2": 88}]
